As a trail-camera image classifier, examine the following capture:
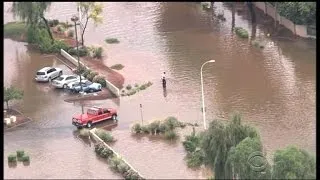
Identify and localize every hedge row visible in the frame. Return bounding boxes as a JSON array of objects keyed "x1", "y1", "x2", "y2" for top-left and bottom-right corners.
[{"x1": 121, "y1": 81, "x2": 153, "y2": 97}]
